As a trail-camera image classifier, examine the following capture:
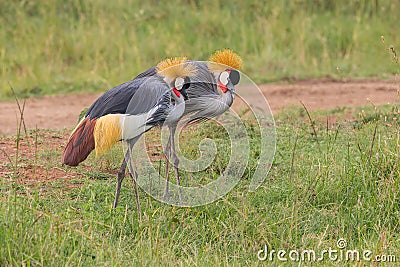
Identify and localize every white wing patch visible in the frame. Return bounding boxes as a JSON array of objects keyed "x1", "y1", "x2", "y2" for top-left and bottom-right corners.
[{"x1": 120, "y1": 105, "x2": 159, "y2": 141}]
